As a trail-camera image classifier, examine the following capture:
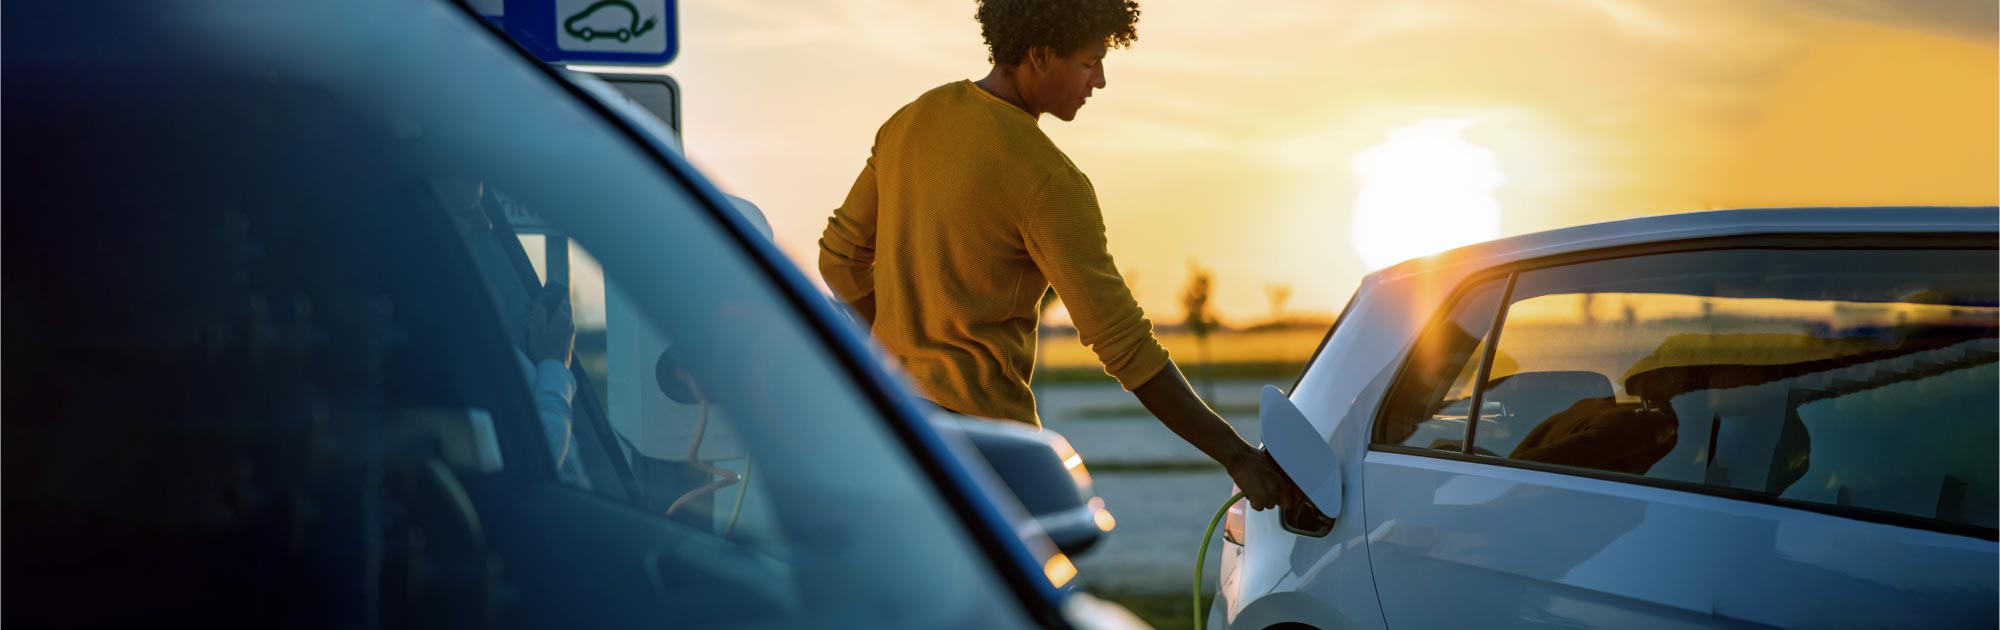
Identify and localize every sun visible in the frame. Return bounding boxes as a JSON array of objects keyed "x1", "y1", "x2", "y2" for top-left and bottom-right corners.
[{"x1": 1349, "y1": 118, "x2": 1506, "y2": 270}]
